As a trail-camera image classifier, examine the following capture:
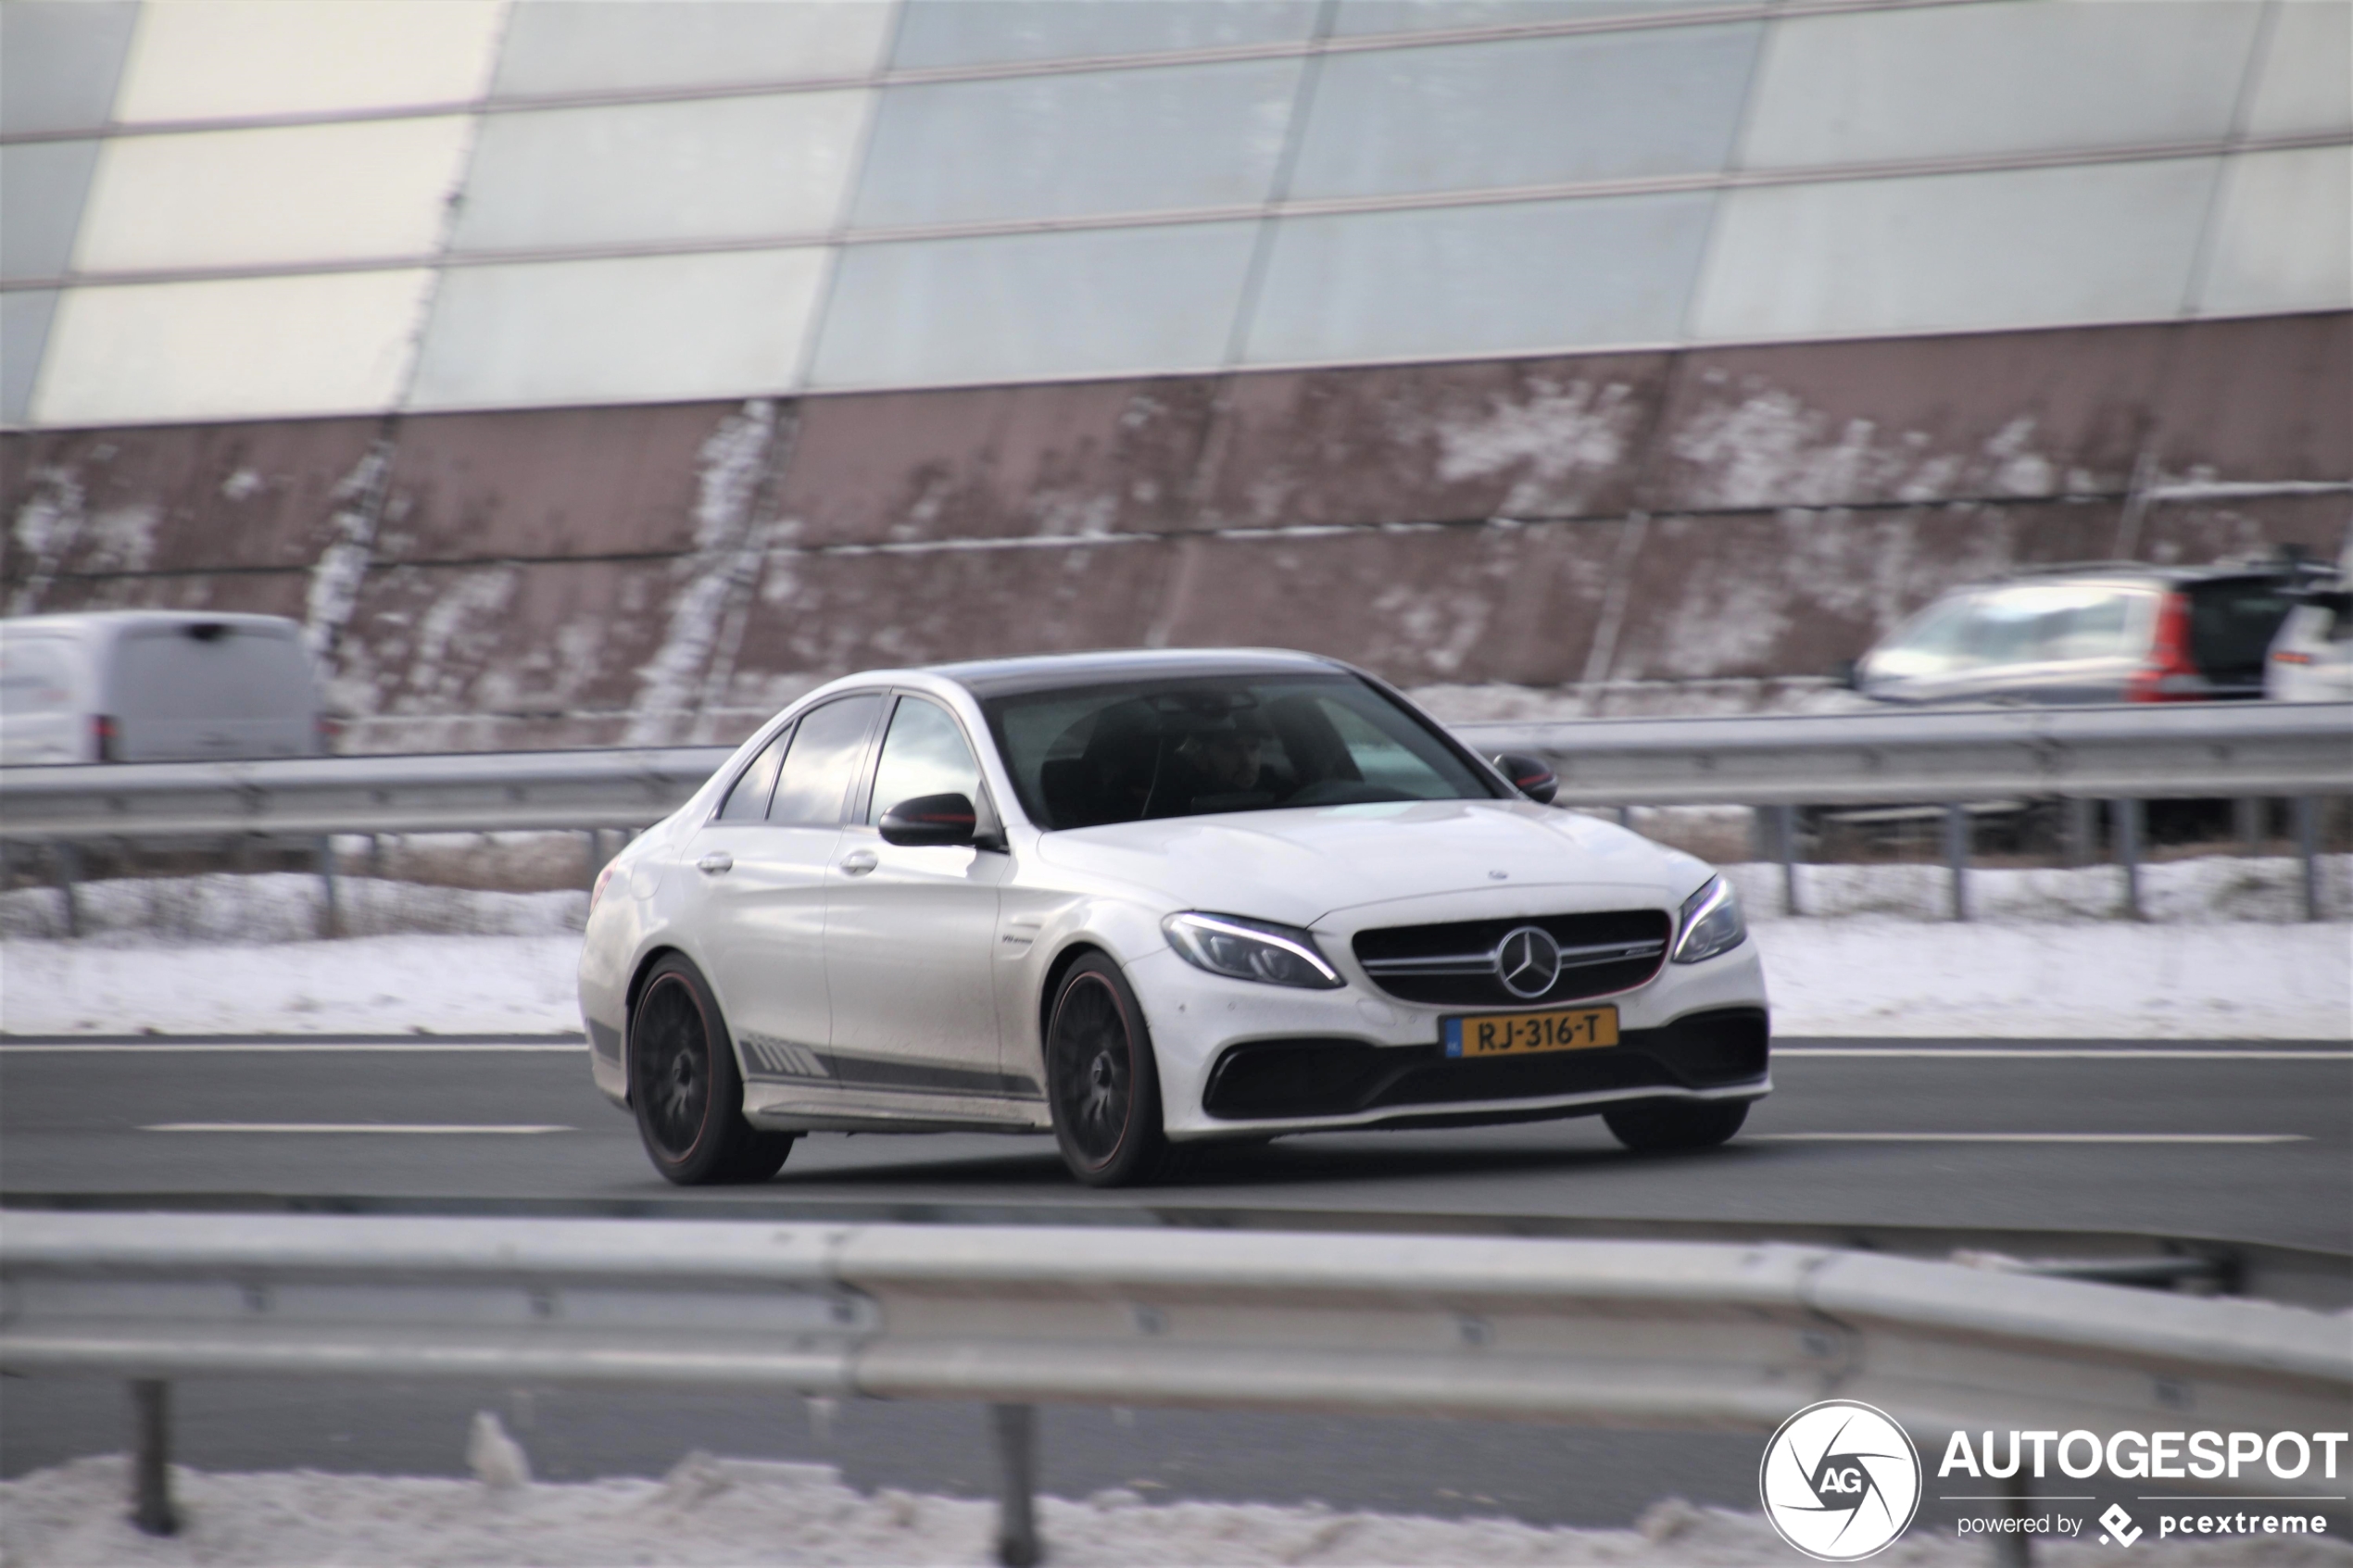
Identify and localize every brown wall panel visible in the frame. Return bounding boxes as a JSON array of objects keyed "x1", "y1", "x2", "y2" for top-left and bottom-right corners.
[
  {"x1": 2138, "y1": 493, "x2": 2353, "y2": 568},
  {"x1": 1643, "y1": 327, "x2": 2165, "y2": 513},
  {"x1": 25, "y1": 568, "x2": 311, "y2": 620},
  {"x1": 1200, "y1": 354, "x2": 1669, "y2": 529},
  {"x1": 774, "y1": 379, "x2": 1218, "y2": 547},
  {"x1": 377, "y1": 401, "x2": 776, "y2": 563},
  {"x1": 2145, "y1": 312, "x2": 2353, "y2": 483},
  {"x1": 1605, "y1": 501, "x2": 2125, "y2": 683},
  {"x1": 1, "y1": 418, "x2": 383, "y2": 592},
  {"x1": 1151, "y1": 522, "x2": 1621, "y2": 688}
]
